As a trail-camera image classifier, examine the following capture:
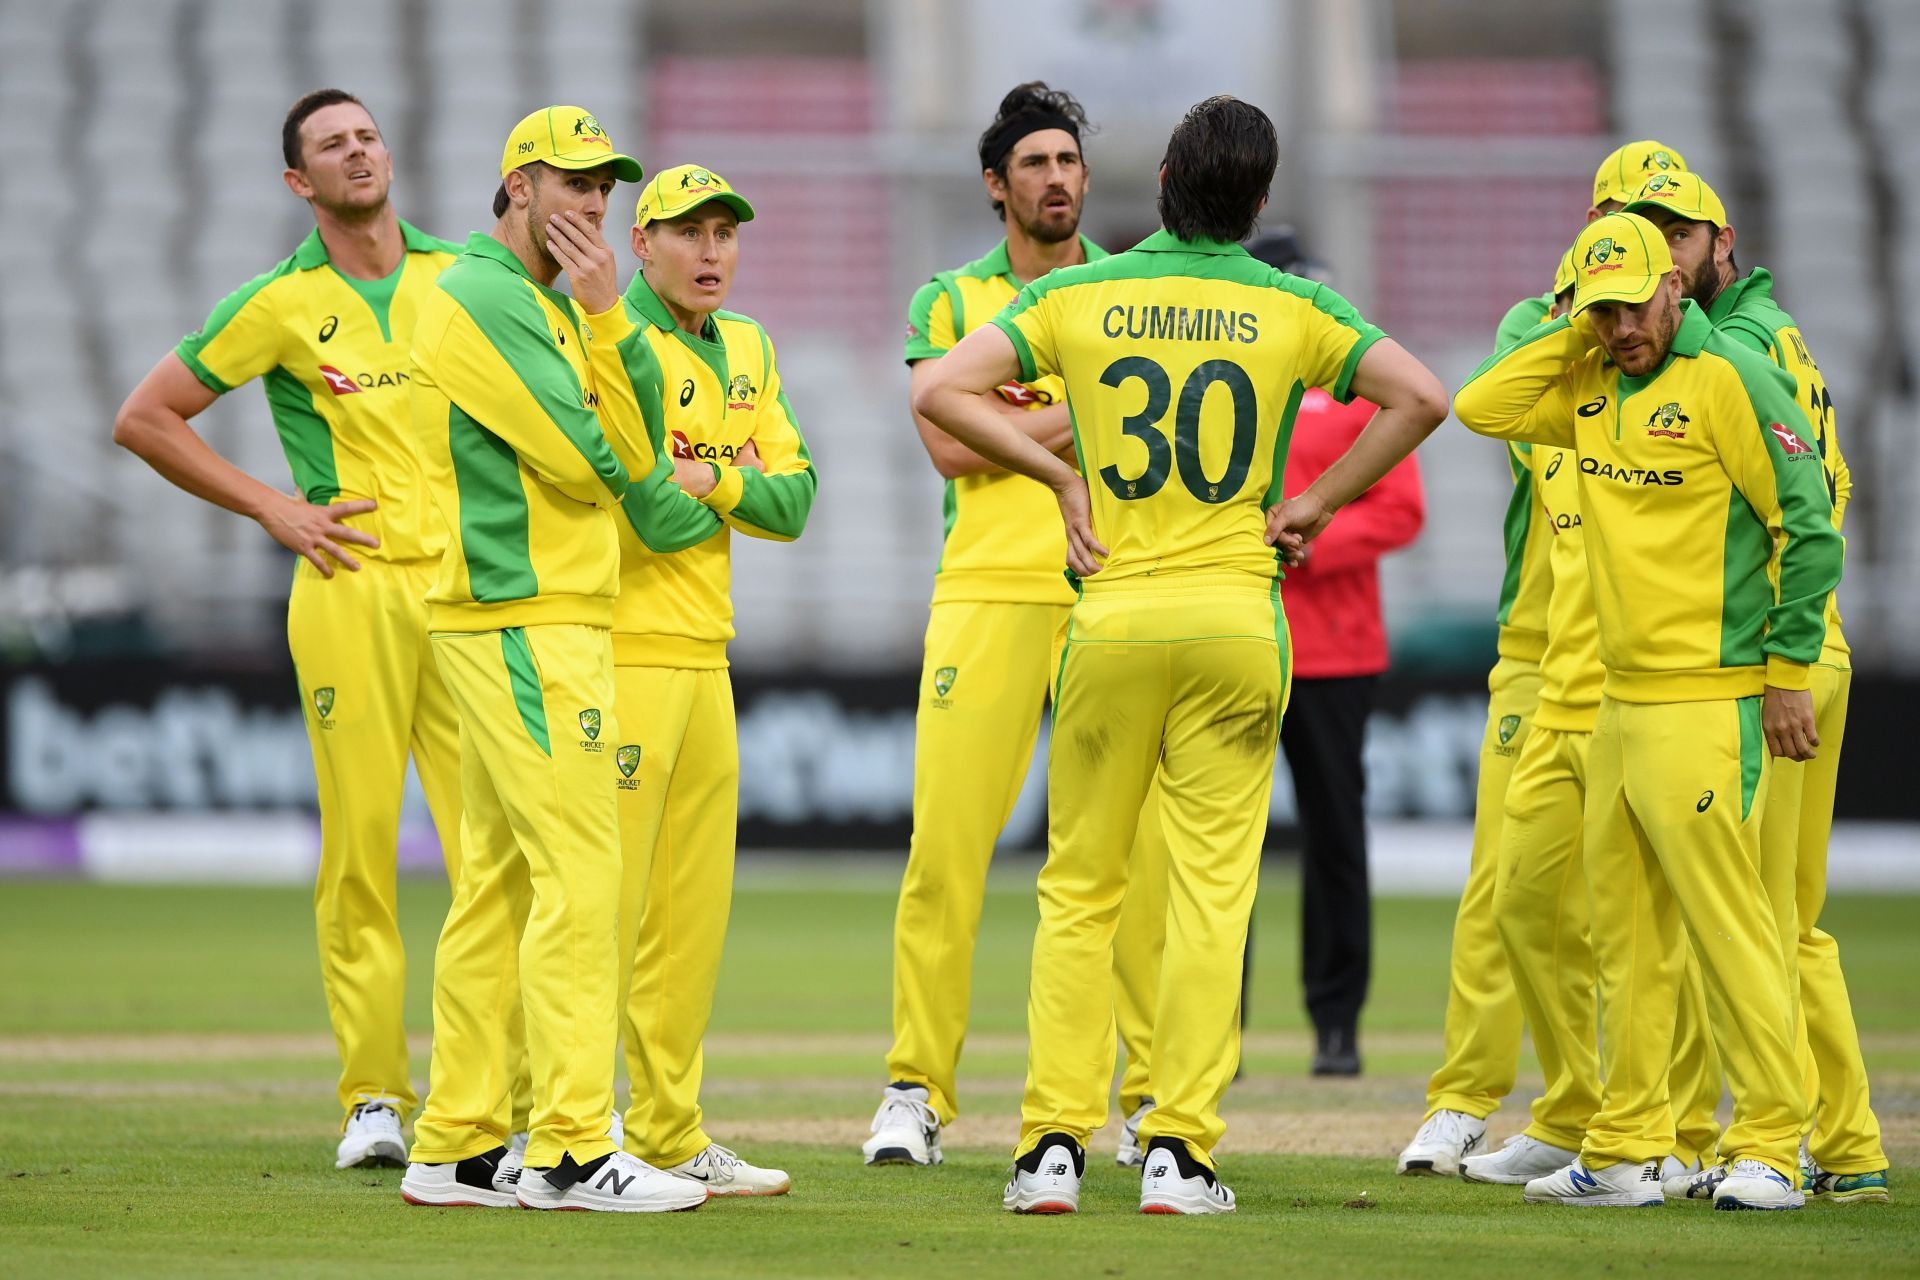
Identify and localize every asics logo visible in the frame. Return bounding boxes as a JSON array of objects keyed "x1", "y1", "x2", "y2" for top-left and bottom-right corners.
[{"x1": 1577, "y1": 396, "x2": 1608, "y2": 417}]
